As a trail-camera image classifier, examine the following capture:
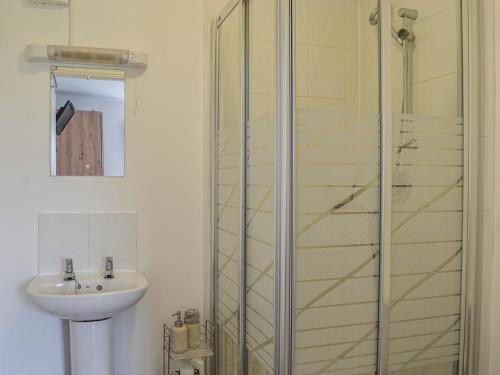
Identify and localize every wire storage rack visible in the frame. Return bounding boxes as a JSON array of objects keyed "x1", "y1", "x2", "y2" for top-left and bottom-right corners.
[{"x1": 163, "y1": 320, "x2": 214, "y2": 375}]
